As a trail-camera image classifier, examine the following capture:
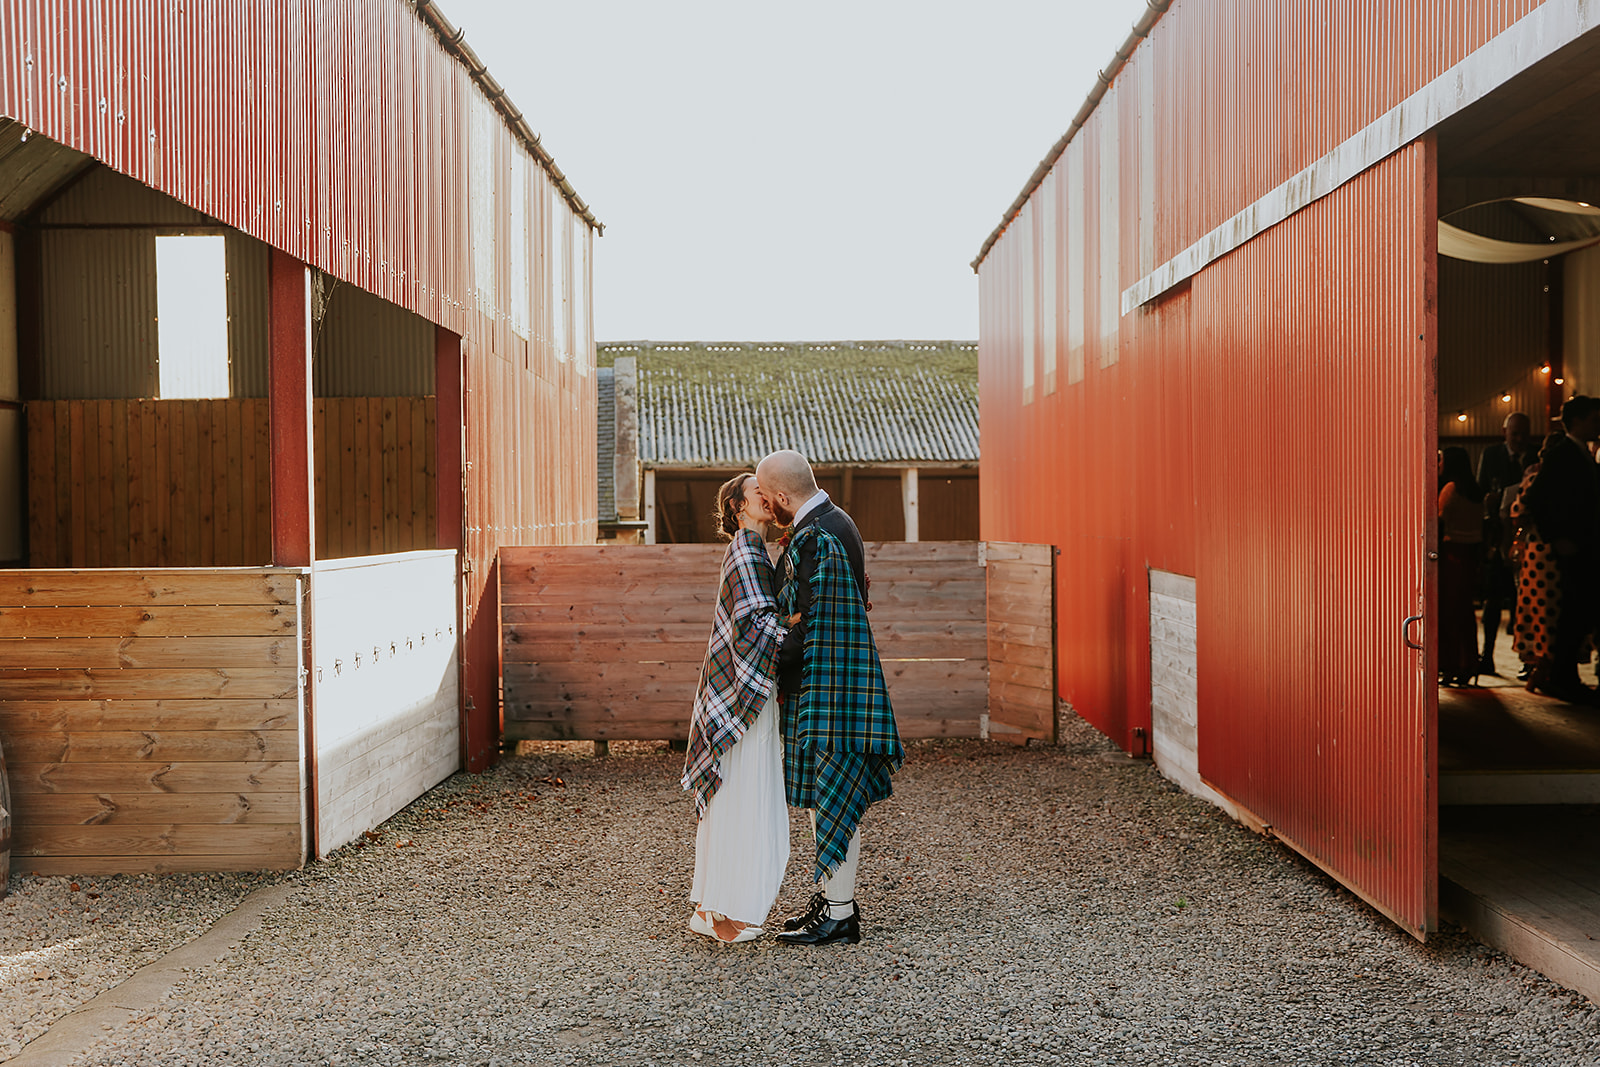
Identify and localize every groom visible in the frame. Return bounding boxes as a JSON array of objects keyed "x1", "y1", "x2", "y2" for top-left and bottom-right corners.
[{"x1": 755, "y1": 449, "x2": 904, "y2": 946}]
